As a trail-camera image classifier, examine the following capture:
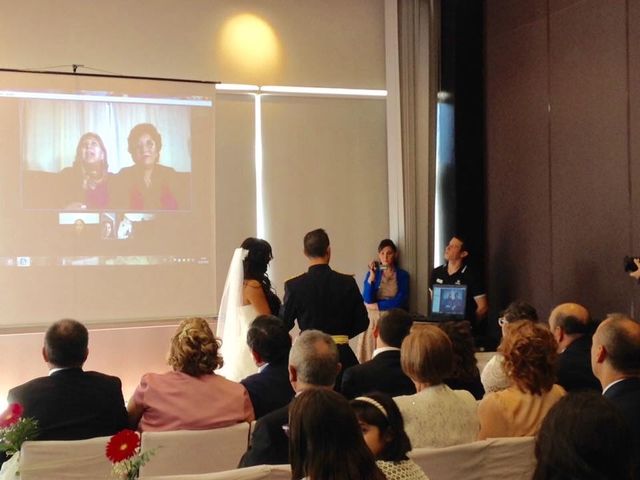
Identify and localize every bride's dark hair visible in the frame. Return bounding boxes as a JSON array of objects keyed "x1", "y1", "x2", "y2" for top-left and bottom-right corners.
[{"x1": 241, "y1": 237, "x2": 282, "y2": 315}]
